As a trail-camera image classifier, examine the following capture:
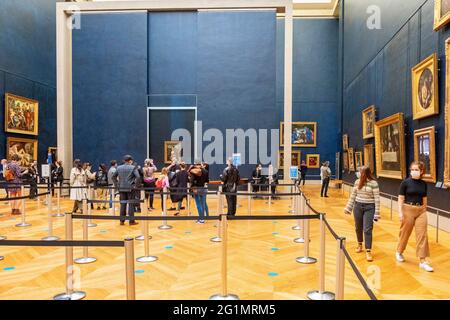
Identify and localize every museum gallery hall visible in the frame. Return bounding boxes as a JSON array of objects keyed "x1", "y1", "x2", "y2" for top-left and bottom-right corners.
[{"x1": 1, "y1": 0, "x2": 450, "y2": 307}]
